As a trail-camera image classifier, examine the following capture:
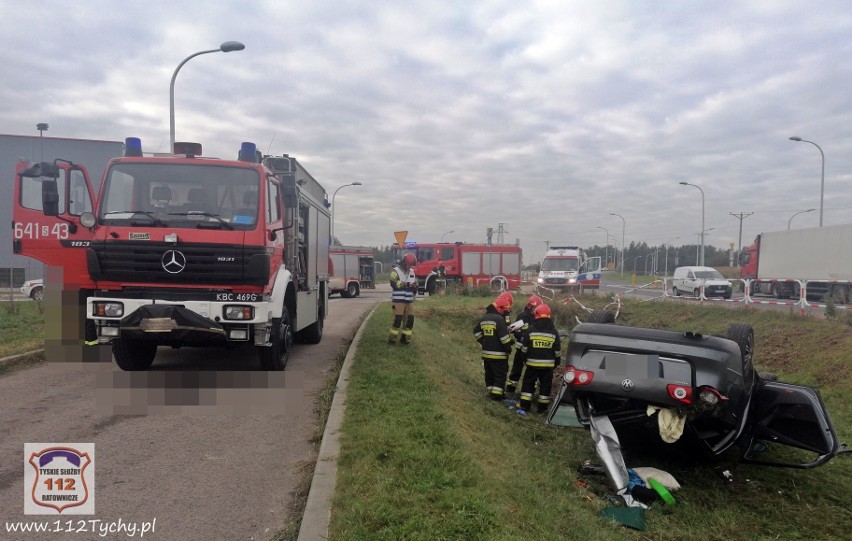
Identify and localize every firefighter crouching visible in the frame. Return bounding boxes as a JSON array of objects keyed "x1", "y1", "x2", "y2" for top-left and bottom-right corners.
[
  {"x1": 506, "y1": 295, "x2": 543, "y2": 395},
  {"x1": 473, "y1": 293, "x2": 515, "y2": 400},
  {"x1": 516, "y1": 303, "x2": 561, "y2": 415},
  {"x1": 389, "y1": 252, "x2": 418, "y2": 344}
]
